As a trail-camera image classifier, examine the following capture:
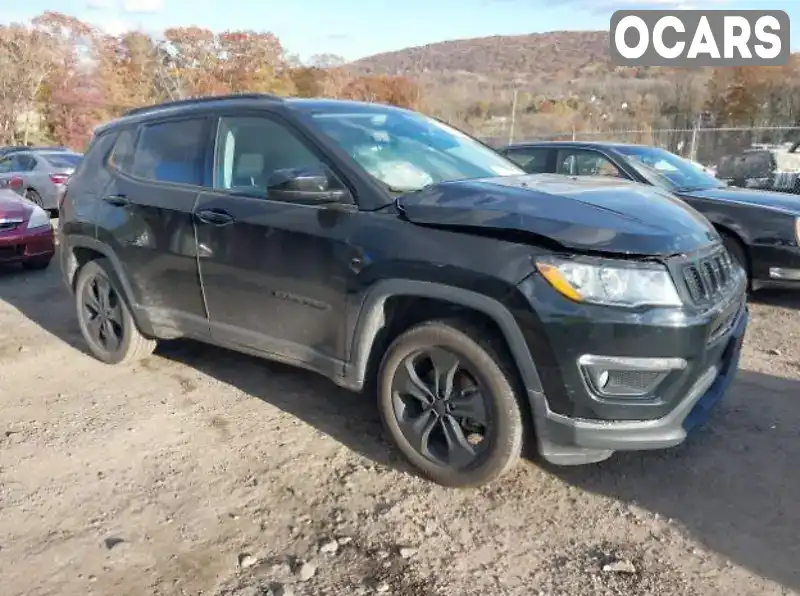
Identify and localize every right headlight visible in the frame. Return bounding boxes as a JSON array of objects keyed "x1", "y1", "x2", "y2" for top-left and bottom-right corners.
[
  {"x1": 795, "y1": 217, "x2": 800, "y2": 245},
  {"x1": 535, "y1": 255, "x2": 682, "y2": 308}
]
